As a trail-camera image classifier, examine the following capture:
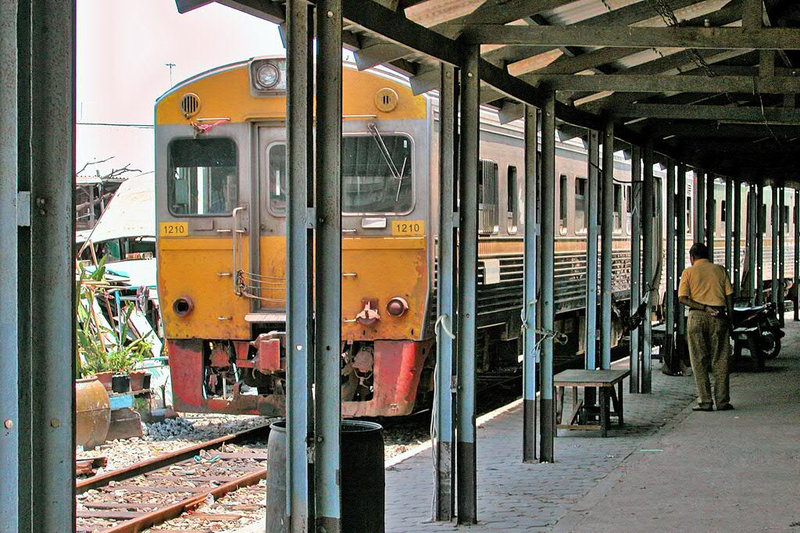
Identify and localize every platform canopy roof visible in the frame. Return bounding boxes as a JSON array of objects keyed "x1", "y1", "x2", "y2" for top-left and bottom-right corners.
[{"x1": 178, "y1": 0, "x2": 800, "y2": 183}]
